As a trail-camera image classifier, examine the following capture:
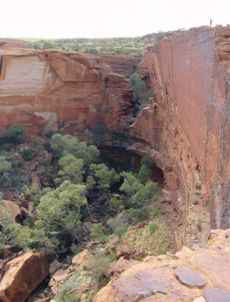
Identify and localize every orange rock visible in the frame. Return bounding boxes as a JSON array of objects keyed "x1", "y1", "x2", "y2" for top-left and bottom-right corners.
[
  {"x1": 130, "y1": 26, "x2": 230, "y2": 246},
  {"x1": 0, "y1": 49, "x2": 133, "y2": 136},
  {"x1": 94, "y1": 229, "x2": 230, "y2": 302},
  {"x1": 0, "y1": 251, "x2": 50, "y2": 302}
]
